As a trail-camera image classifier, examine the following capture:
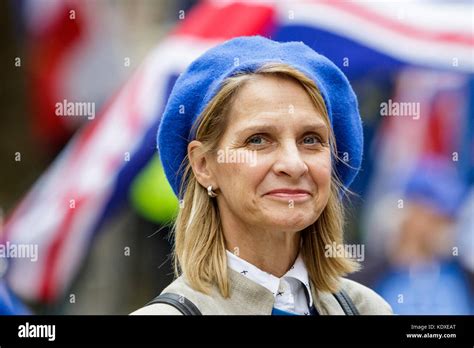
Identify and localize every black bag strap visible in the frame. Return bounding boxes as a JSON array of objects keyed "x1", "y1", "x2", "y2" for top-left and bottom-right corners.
[
  {"x1": 333, "y1": 289, "x2": 360, "y2": 315},
  {"x1": 146, "y1": 293, "x2": 202, "y2": 315},
  {"x1": 147, "y1": 290, "x2": 359, "y2": 315}
]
